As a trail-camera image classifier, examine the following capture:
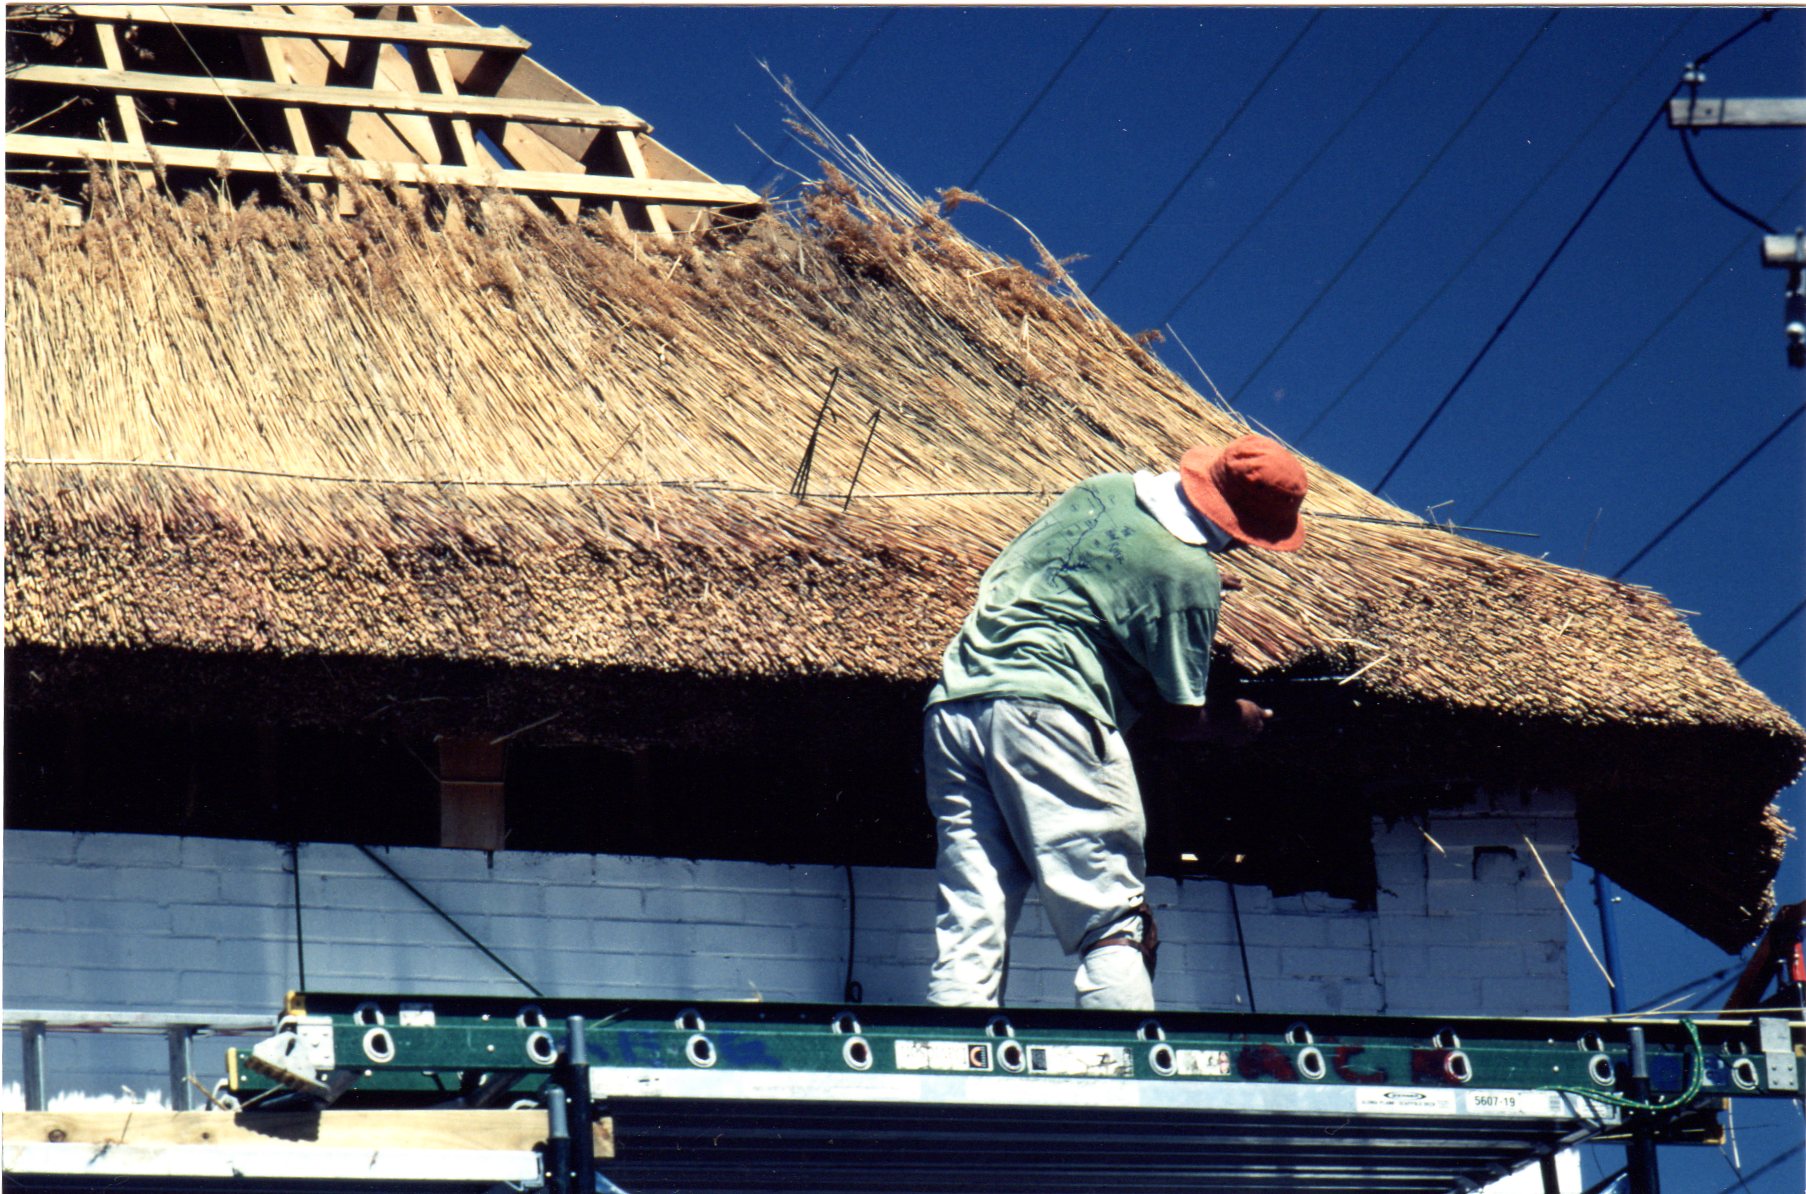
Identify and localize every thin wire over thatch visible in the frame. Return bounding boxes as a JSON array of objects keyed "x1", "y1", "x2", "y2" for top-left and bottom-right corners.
[
  {"x1": 5, "y1": 159, "x2": 1801, "y2": 946},
  {"x1": 4, "y1": 174, "x2": 1796, "y2": 733}
]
